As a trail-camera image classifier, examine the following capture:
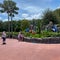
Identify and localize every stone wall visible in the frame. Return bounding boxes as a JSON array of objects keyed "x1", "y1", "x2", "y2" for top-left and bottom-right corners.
[{"x1": 23, "y1": 37, "x2": 60, "y2": 44}]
